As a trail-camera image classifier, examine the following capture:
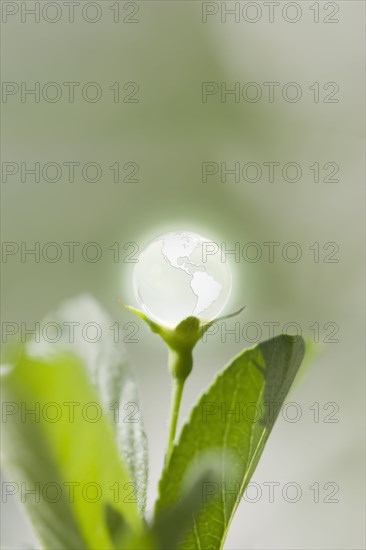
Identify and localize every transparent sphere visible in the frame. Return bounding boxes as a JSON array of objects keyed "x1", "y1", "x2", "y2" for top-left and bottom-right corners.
[{"x1": 133, "y1": 231, "x2": 232, "y2": 327}]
